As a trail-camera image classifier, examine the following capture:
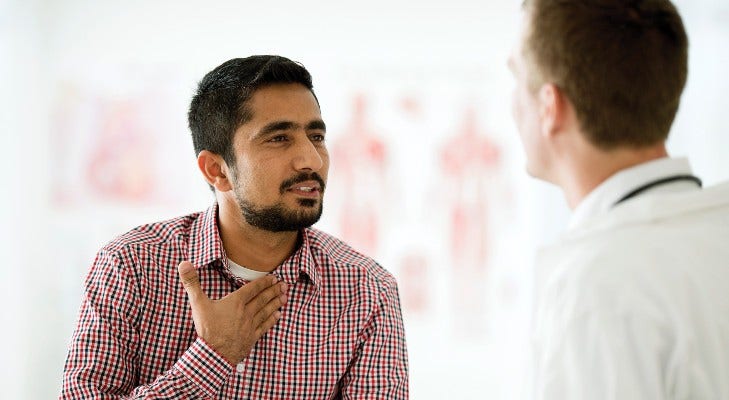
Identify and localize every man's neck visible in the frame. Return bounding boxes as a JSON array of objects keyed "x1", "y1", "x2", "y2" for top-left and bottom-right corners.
[
  {"x1": 558, "y1": 142, "x2": 669, "y2": 210},
  {"x1": 217, "y1": 198, "x2": 300, "y2": 272}
]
